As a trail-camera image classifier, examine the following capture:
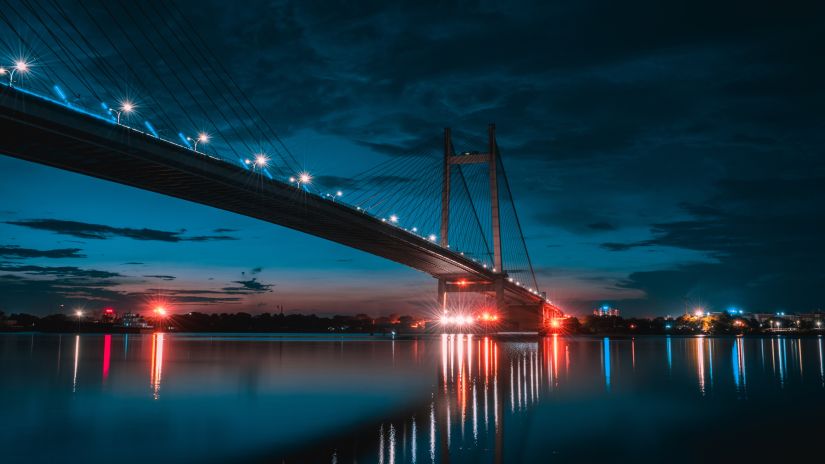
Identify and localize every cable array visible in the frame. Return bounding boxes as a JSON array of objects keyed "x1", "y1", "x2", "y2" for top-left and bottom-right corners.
[{"x1": 0, "y1": 1, "x2": 542, "y2": 295}]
